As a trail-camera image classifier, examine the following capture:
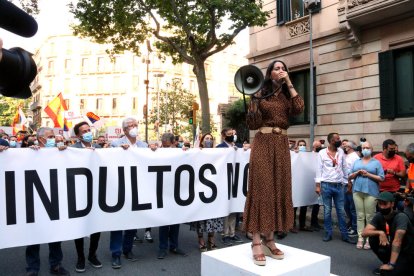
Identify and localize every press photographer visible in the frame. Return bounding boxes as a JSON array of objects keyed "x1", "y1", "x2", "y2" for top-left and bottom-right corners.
[{"x1": 0, "y1": 0, "x2": 38, "y2": 99}]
